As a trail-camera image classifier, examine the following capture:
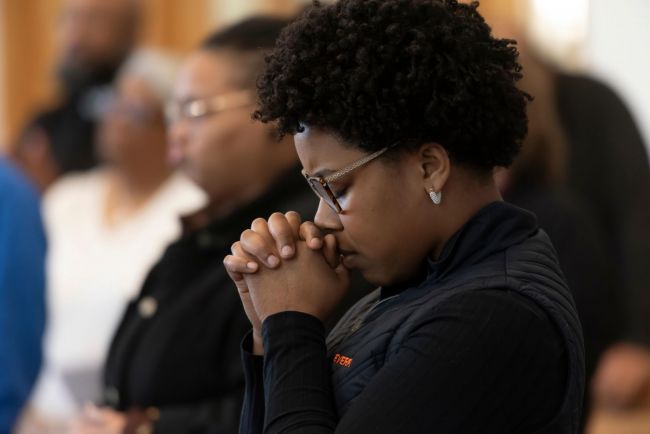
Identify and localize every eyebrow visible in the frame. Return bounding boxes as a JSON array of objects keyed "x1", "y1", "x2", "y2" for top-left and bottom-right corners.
[
  {"x1": 312, "y1": 168, "x2": 335, "y2": 178},
  {"x1": 171, "y1": 96, "x2": 193, "y2": 106}
]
